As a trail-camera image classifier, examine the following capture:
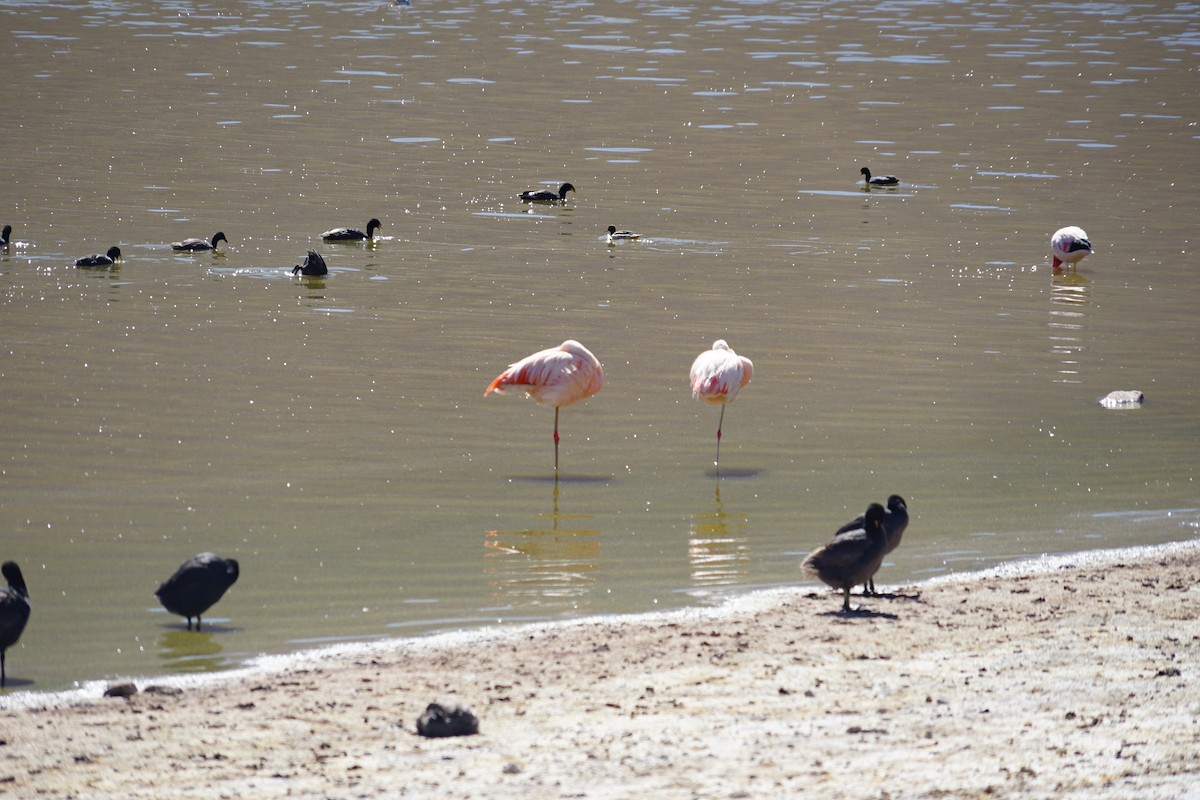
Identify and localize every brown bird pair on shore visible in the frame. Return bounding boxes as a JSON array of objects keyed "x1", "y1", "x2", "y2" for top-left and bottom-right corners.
[{"x1": 802, "y1": 495, "x2": 909, "y2": 612}]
